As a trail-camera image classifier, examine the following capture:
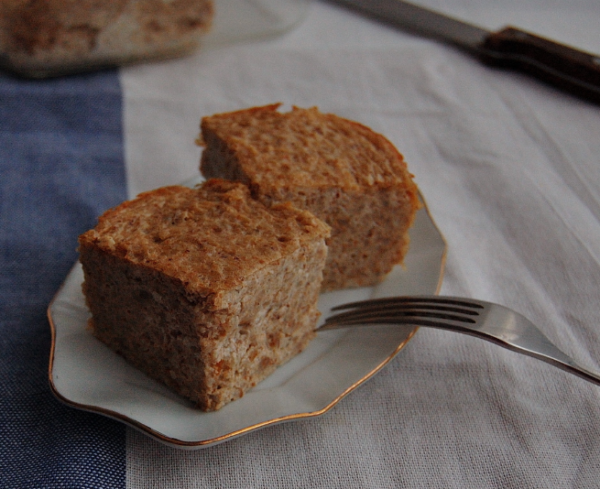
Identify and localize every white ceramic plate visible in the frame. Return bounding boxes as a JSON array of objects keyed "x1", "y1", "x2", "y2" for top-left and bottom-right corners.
[{"x1": 48, "y1": 183, "x2": 446, "y2": 449}]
